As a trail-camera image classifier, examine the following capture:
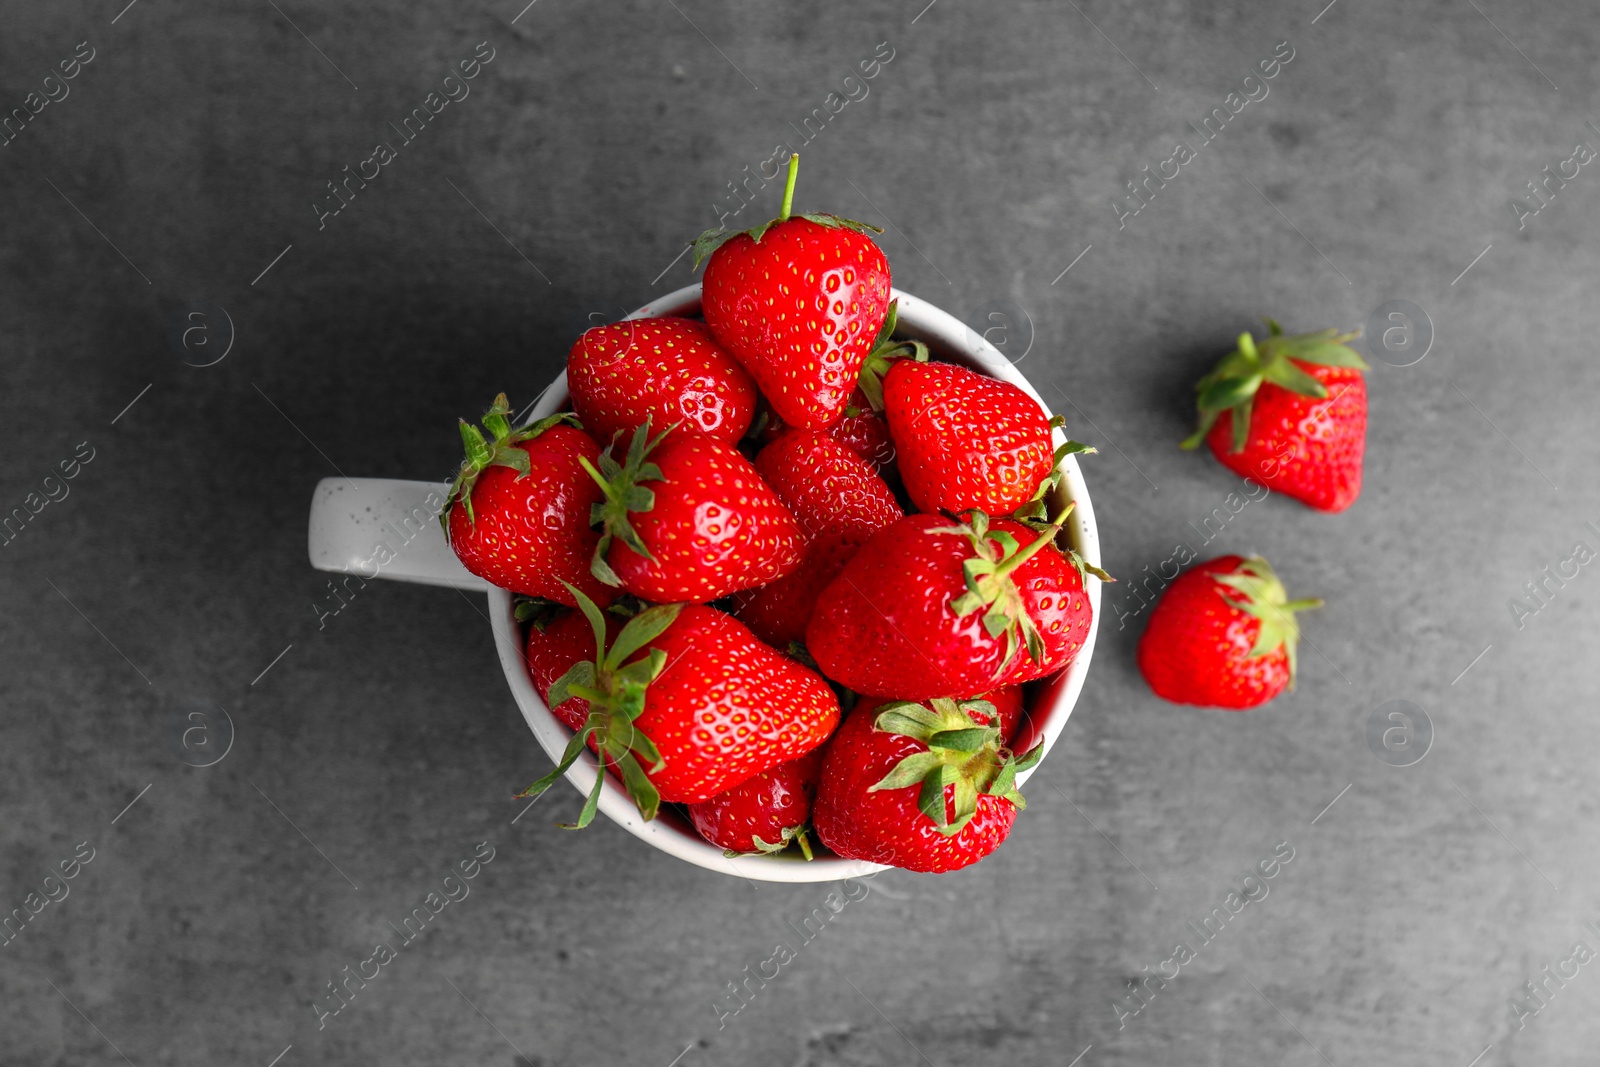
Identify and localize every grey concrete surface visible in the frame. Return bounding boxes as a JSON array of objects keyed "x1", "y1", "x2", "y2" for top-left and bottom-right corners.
[{"x1": 3, "y1": 0, "x2": 1599, "y2": 1064}]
